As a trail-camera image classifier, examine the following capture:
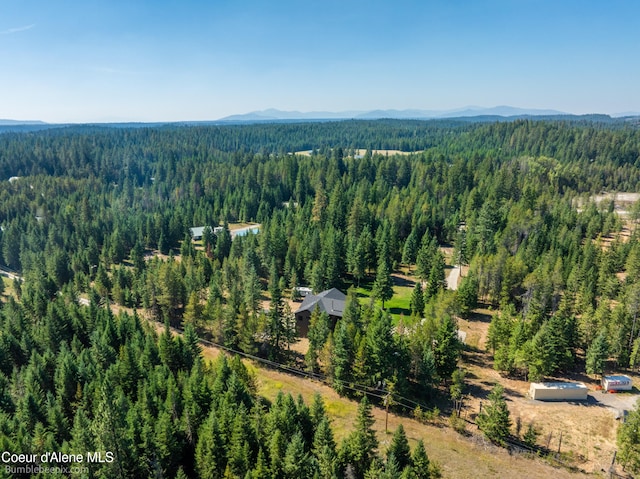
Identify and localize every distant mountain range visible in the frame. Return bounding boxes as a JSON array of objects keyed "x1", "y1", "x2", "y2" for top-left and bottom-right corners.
[
  {"x1": 0, "y1": 119, "x2": 47, "y2": 126},
  {"x1": 613, "y1": 111, "x2": 640, "y2": 118},
  {"x1": 217, "y1": 106, "x2": 571, "y2": 122},
  {"x1": 1, "y1": 107, "x2": 639, "y2": 127}
]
